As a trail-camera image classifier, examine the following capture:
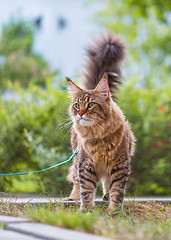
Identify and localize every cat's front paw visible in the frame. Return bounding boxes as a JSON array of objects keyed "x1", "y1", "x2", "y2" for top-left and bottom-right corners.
[
  {"x1": 62, "y1": 197, "x2": 74, "y2": 201},
  {"x1": 63, "y1": 196, "x2": 80, "y2": 201}
]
